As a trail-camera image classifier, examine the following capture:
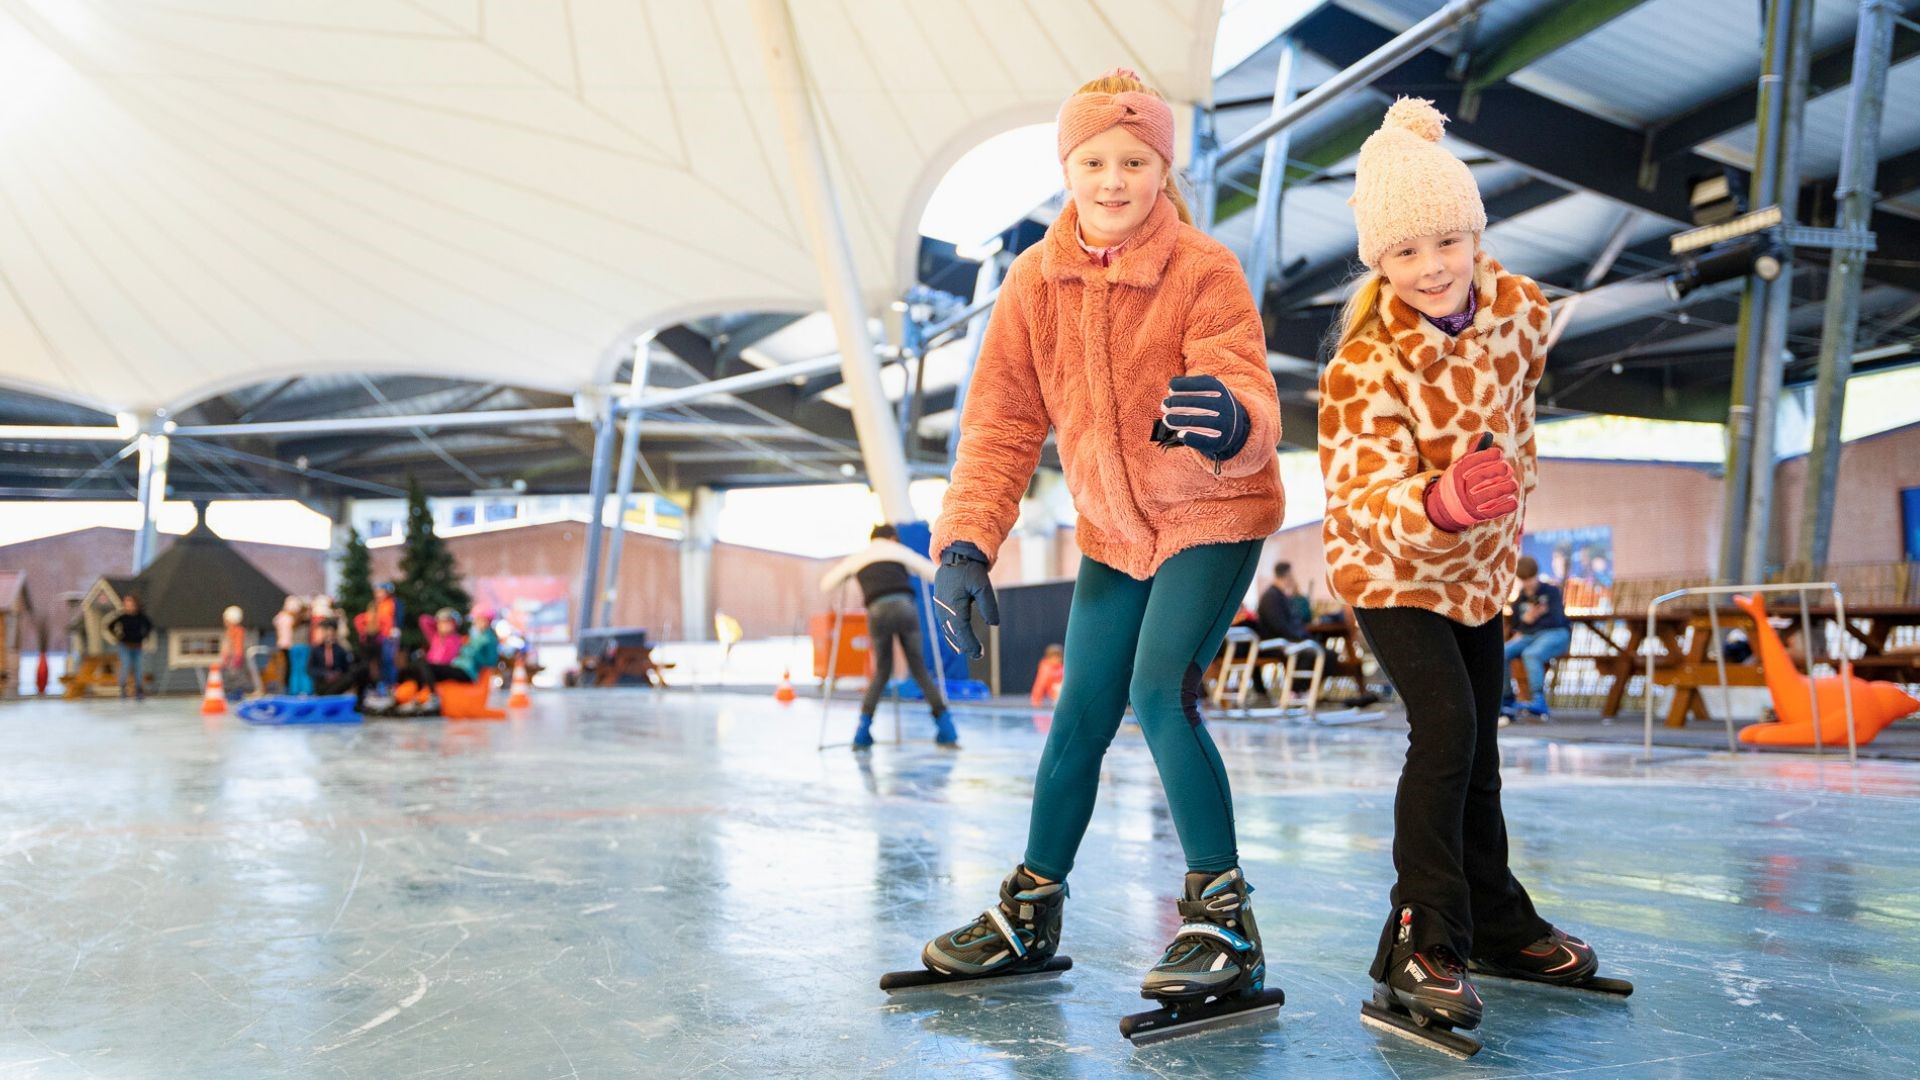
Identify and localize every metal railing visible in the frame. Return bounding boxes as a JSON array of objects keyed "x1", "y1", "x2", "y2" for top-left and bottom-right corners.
[{"x1": 1642, "y1": 582, "x2": 1857, "y2": 764}]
